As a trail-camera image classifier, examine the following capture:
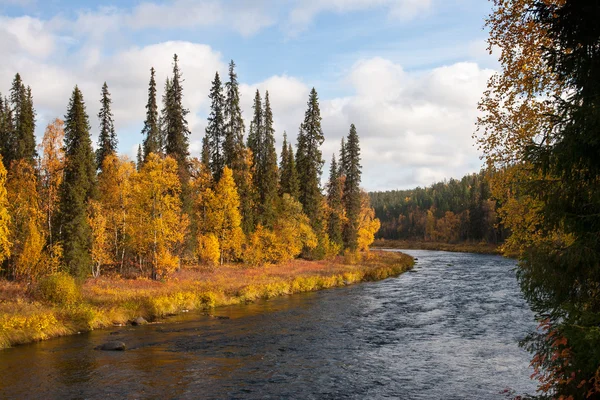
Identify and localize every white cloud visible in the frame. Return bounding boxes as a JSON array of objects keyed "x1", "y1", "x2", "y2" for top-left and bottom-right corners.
[{"x1": 0, "y1": 16, "x2": 56, "y2": 58}]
